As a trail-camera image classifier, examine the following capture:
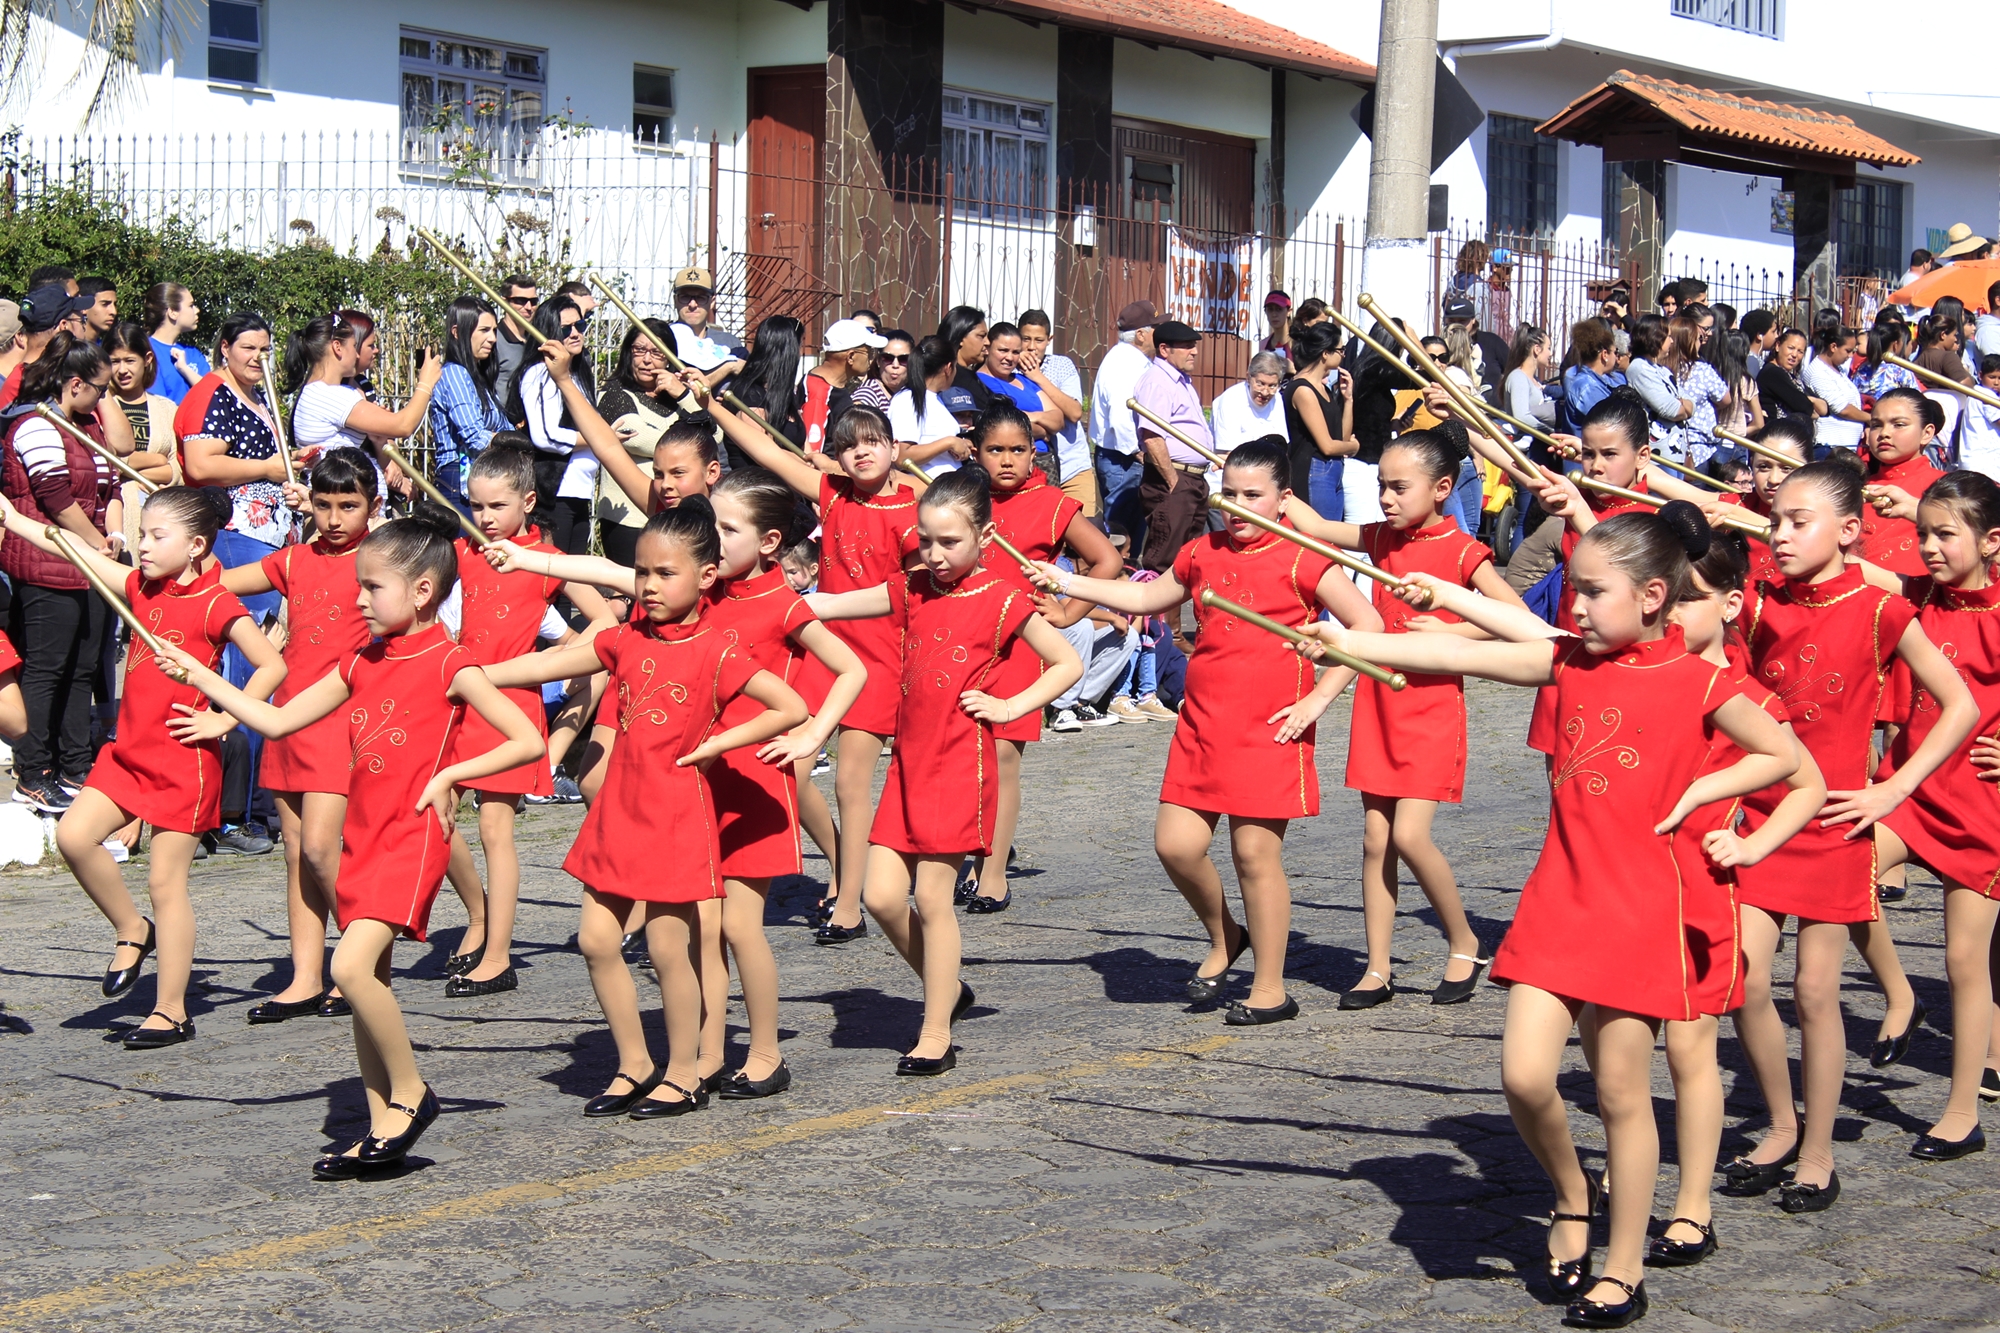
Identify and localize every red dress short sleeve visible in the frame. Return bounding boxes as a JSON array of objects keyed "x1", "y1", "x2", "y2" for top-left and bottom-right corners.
[
  {"x1": 812, "y1": 474, "x2": 921, "y2": 734},
  {"x1": 705, "y1": 566, "x2": 819, "y2": 877},
  {"x1": 987, "y1": 473, "x2": 1079, "y2": 743},
  {"x1": 256, "y1": 540, "x2": 370, "y2": 795},
  {"x1": 450, "y1": 529, "x2": 562, "y2": 797}
]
